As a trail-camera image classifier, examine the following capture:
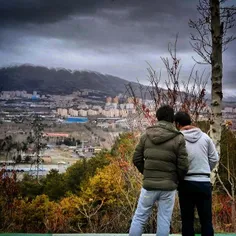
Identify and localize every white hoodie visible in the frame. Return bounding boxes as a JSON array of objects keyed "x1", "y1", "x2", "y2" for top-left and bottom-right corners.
[{"x1": 181, "y1": 127, "x2": 219, "y2": 182}]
